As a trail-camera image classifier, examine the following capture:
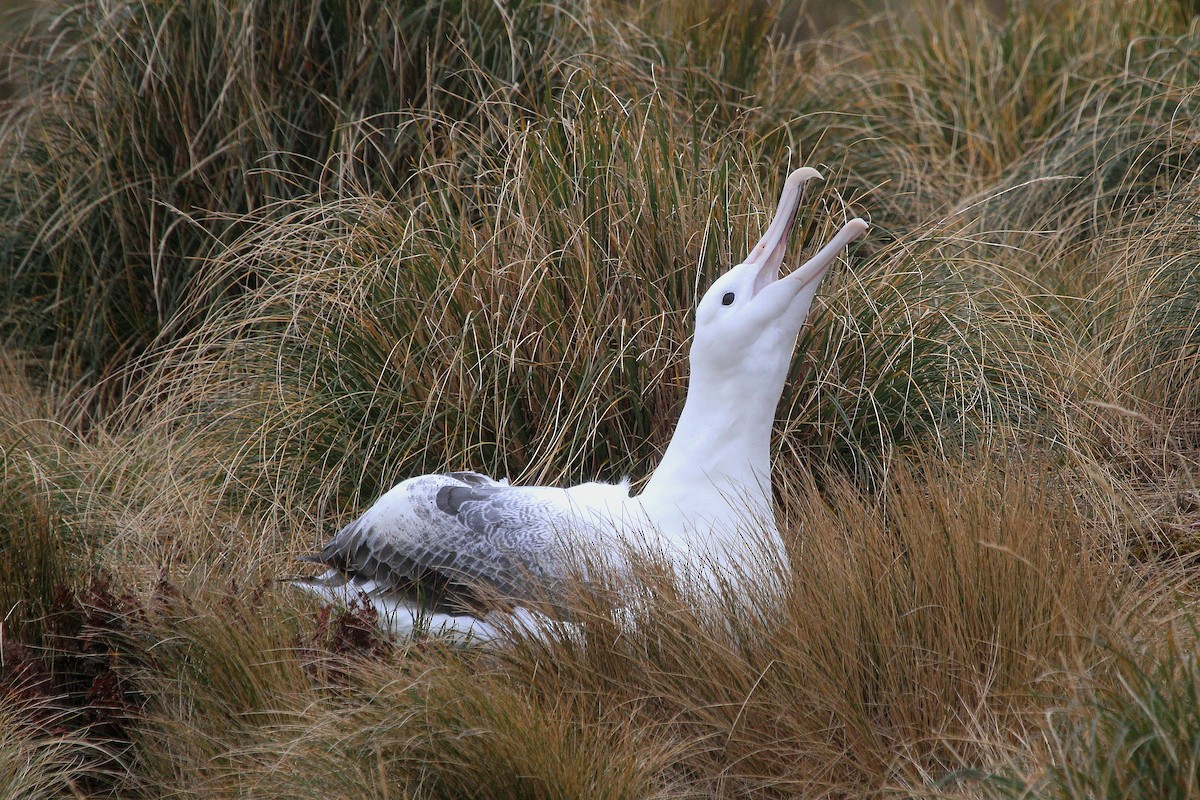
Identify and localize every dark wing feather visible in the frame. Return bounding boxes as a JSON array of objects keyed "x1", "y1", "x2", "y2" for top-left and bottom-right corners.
[{"x1": 301, "y1": 473, "x2": 576, "y2": 617}]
